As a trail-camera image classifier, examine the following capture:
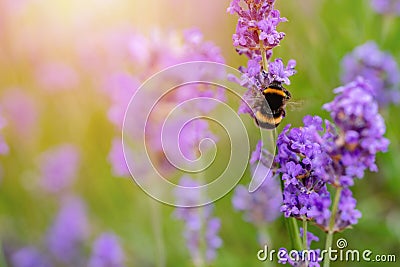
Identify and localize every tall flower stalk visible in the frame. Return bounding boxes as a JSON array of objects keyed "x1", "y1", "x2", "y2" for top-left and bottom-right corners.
[
  {"x1": 228, "y1": 0, "x2": 295, "y2": 85},
  {"x1": 341, "y1": 41, "x2": 400, "y2": 108},
  {"x1": 174, "y1": 177, "x2": 222, "y2": 267},
  {"x1": 229, "y1": 1, "x2": 390, "y2": 267},
  {"x1": 228, "y1": 0, "x2": 297, "y2": 250}
]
